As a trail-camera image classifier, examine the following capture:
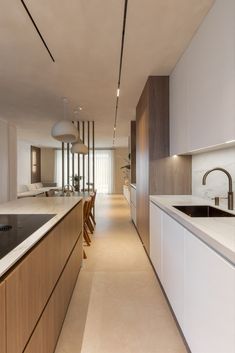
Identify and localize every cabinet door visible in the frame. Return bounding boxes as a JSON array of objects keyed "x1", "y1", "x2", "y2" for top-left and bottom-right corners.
[
  {"x1": 149, "y1": 202, "x2": 162, "y2": 281},
  {"x1": 24, "y1": 235, "x2": 83, "y2": 353},
  {"x1": 130, "y1": 187, "x2": 136, "y2": 207},
  {"x1": 0, "y1": 281, "x2": 6, "y2": 353},
  {"x1": 131, "y1": 203, "x2": 136, "y2": 225},
  {"x1": 162, "y1": 214, "x2": 184, "y2": 326},
  {"x1": 170, "y1": 0, "x2": 235, "y2": 154},
  {"x1": 184, "y1": 230, "x2": 235, "y2": 353}
]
